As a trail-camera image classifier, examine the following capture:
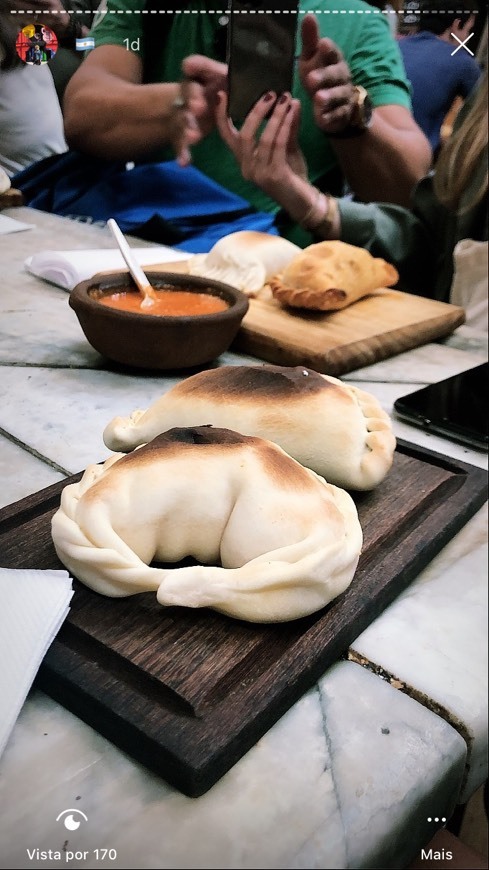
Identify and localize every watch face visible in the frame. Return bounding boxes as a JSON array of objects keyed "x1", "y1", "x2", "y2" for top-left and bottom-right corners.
[
  {"x1": 328, "y1": 87, "x2": 373, "y2": 137},
  {"x1": 355, "y1": 87, "x2": 373, "y2": 129}
]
